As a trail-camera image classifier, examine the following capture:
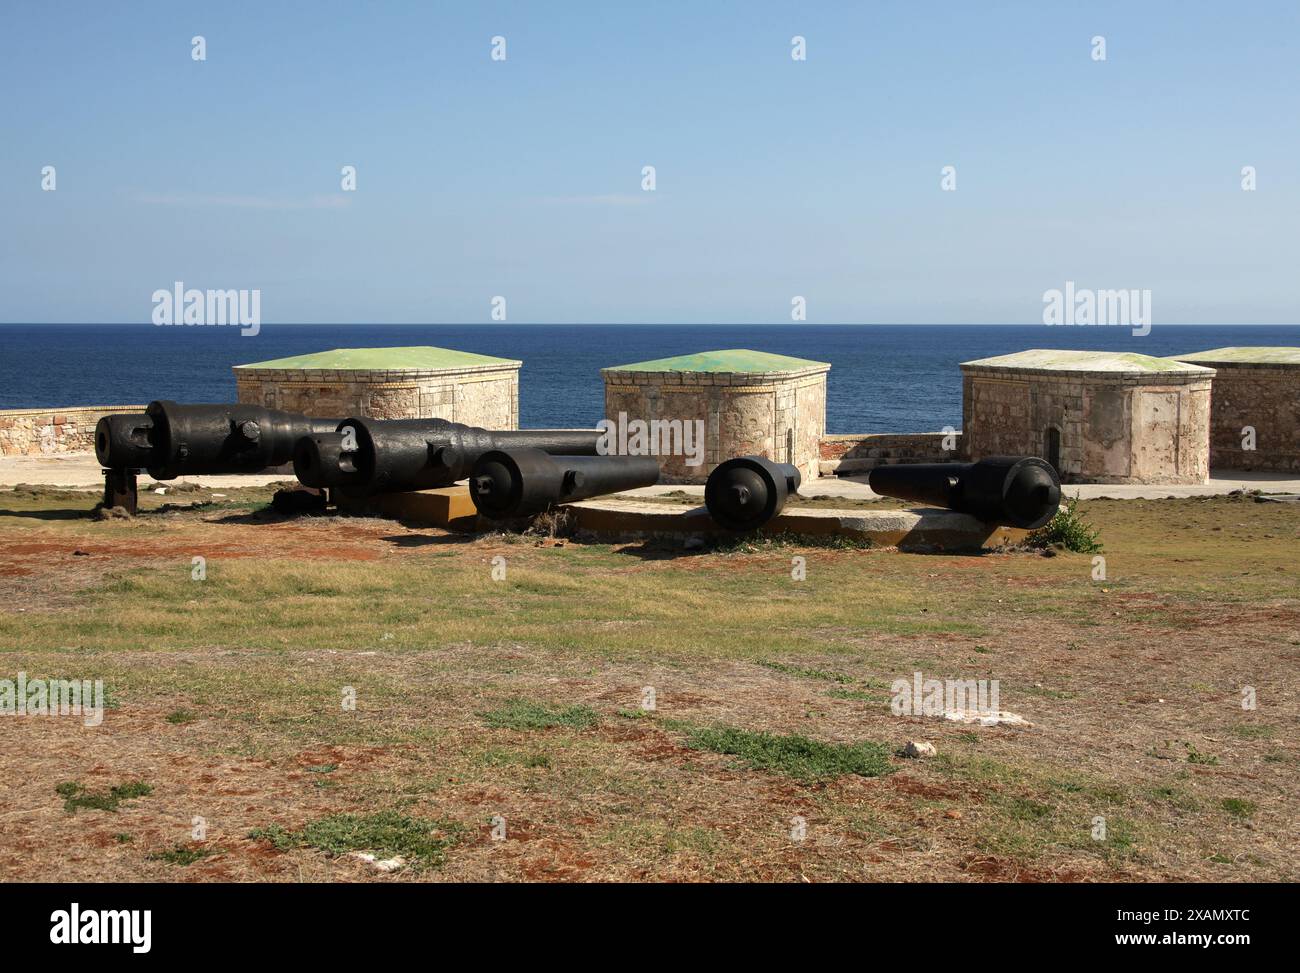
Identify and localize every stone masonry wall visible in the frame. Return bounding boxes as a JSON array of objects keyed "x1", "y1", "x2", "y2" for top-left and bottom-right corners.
[
  {"x1": 962, "y1": 369, "x2": 1212, "y2": 484},
  {"x1": 604, "y1": 368, "x2": 827, "y2": 483},
  {"x1": 1196, "y1": 366, "x2": 1300, "y2": 472},
  {"x1": 0, "y1": 405, "x2": 144, "y2": 458},
  {"x1": 235, "y1": 365, "x2": 520, "y2": 429},
  {"x1": 818, "y1": 433, "x2": 961, "y2": 476}
]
